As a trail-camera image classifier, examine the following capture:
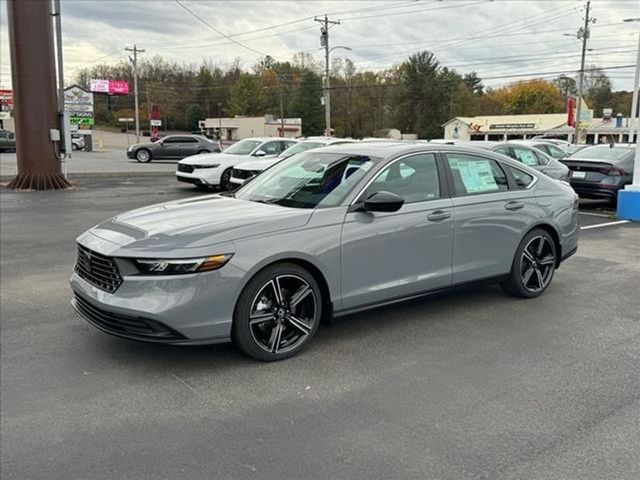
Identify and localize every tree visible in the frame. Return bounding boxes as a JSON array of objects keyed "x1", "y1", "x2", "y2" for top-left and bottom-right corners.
[
  {"x1": 185, "y1": 104, "x2": 205, "y2": 131},
  {"x1": 228, "y1": 73, "x2": 265, "y2": 116},
  {"x1": 582, "y1": 66, "x2": 612, "y2": 117},
  {"x1": 486, "y1": 79, "x2": 564, "y2": 114},
  {"x1": 463, "y1": 72, "x2": 484, "y2": 95},
  {"x1": 292, "y1": 71, "x2": 324, "y2": 135},
  {"x1": 553, "y1": 75, "x2": 577, "y2": 102}
]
